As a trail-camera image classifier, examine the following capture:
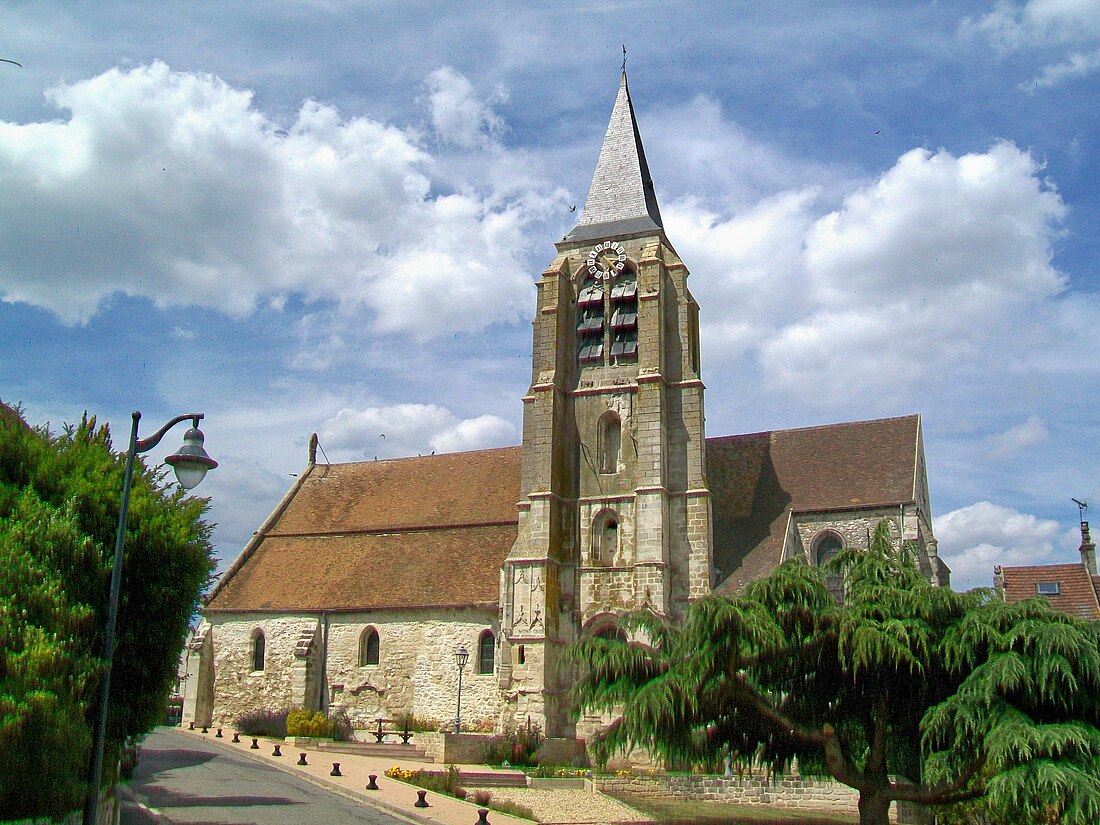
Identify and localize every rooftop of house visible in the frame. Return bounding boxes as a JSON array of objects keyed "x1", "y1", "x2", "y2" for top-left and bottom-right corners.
[{"x1": 997, "y1": 561, "x2": 1100, "y2": 620}]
